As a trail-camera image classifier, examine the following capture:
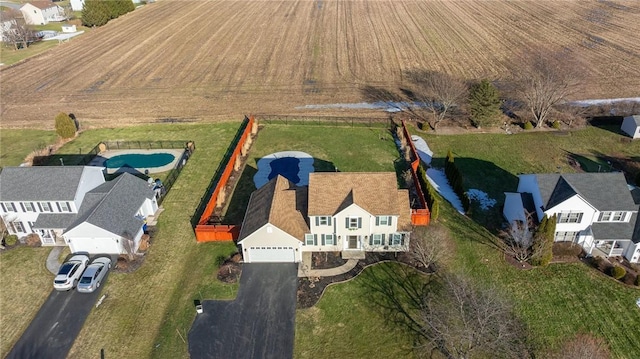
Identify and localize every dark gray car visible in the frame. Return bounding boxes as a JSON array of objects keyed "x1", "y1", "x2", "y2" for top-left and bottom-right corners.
[{"x1": 76, "y1": 257, "x2": 111, "y2": 293}]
